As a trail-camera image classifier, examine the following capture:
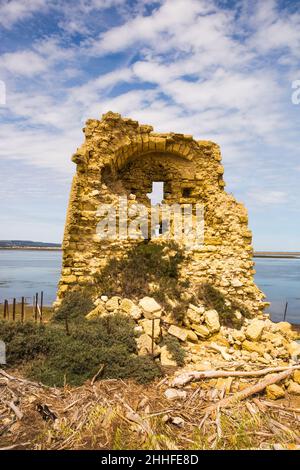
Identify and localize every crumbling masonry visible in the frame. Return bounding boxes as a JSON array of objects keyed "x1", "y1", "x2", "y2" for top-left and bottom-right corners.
[{"x1": 57, "y1": 112, "x2": 265, "y2": 314}]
